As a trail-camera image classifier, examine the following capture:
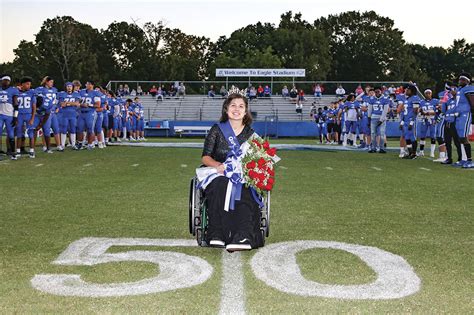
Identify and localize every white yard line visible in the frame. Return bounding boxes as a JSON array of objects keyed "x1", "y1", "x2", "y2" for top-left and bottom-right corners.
[
  {"x1": 35, "y1": 164, "x2": 44, "y2": 167},
  {"x1": 371, "y1": 167, "x2": 382, "y2": 171},
  {"x1": 131, "y1": 164, "x2": 139, "y2": 167},
  {"x1": 419, "y1": 167, "x2": 431, "y2": 171},
  {"x1": 180, "y1": 164, "x2": 188, "y2": 168},
  {"x1": 278, "y1": 166, "x2": 288, "y2": 170},
  {"x1": 219, "y1": 251, "x2": 246, "y2": 315},
  {"x1": 83, "y1": 163, "x2": 93, "y2": 167},
  {"x1": 325, "y1": 167, "x2": 333, "y2": 171}
]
